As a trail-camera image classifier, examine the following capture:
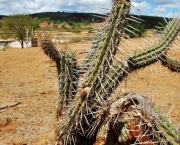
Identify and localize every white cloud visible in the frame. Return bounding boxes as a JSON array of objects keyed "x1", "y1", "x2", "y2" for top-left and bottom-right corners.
[
  {"x1": 160, "y1": 3, "x2": 180, "y2": 9},
  {"x1": 0, "y1": 0, "x2": 179, "y2": 17},
  {"x1": 166, "y1": 11, "x2": 180, "y2": 18},
  {"x1": 0, "y1": 0, "x2": 10, "y2": 3},
  {"x1": 152, "y1": 5, "x2": 166, "y2": 17},
  {"x1": 131, "y1": 1, "x2": 151, "y2": 15},
  {"x1": 0, "y1": 0, "x2": 112, "y2": 15},
  {"x1": 151, "y1": 0, "x2": 175, "y2": 5},
  {"x1": 151, "y1": 0, "x2": 180, "y2": 17},
  {"x1": 133, "y1": 0, "x2": 145, "y2": 2}
]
